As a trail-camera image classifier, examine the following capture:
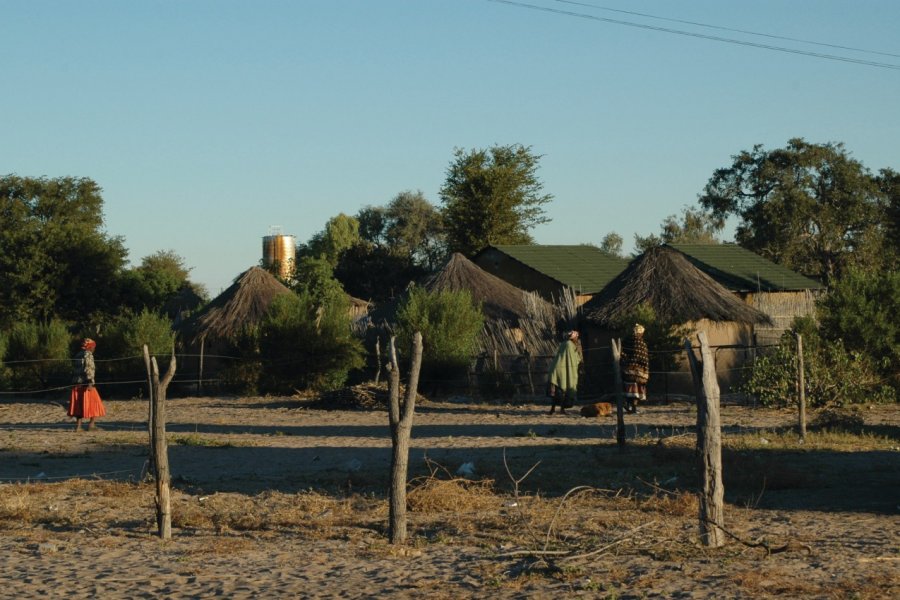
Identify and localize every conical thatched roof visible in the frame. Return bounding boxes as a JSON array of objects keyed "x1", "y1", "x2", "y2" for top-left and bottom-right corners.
[
  {"x1": 582, "y1": 246, "x2": 772, "y2": 326},
  {"x1": 424, "y1": 253, "x2": 555, "y2": 322},
  {"x1": 181, "y1": 266, "x2": 292, "y2": 343}
]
